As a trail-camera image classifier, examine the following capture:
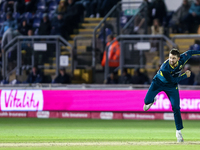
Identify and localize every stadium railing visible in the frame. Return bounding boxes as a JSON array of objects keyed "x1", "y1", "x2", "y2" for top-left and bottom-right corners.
[
  {"x1": 0, "y1": 84, "x2": 198, "y2": 90},
  {"x1": 92, "y1": 1, "x2": 146, "y2": 69},
  {"x1": 103, "y1": 34, "x2": 177, "y2": 80},
  {"x1": 2, "y1": 35, "x2": 73, "y2": 80}
]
